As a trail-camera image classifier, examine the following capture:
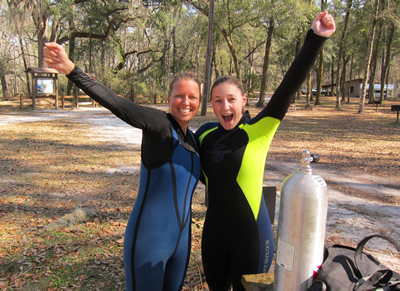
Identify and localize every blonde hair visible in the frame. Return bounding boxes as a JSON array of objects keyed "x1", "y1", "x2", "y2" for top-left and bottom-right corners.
[{"x1": 168, "y1": 72, "x2": 201, "y2": 97}]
